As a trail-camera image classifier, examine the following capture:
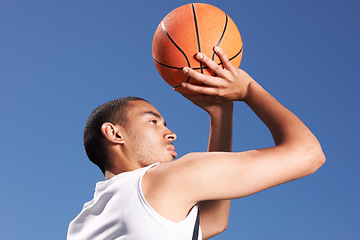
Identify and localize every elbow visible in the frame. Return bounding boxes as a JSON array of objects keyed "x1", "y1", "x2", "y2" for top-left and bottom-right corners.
[
  {"x1": 216, "y1": 221, "x2": 229, "y2": 235},
  {"x1": 203, "y1": 219, "x2": 229, "y2": 239},
  {"x1": 317, "y1": 147, "x2": 326, "y2": 167},
  {"x1": 216, "y1": 217, "x2": 229, "y2": 235},
  {"x1": 209, "y1": 222, "x2": 228, "y2": 239},
  {"x1": 314, "y1": 148, "x2": 326, "y2": 171},
  {"x1": 221, "y1": 223, "x2": 229, "y2": 233},
  {"x1": 306, "y1": 142, "x2": 326, "y2": 175}
]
